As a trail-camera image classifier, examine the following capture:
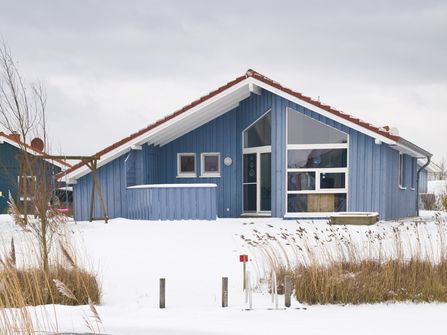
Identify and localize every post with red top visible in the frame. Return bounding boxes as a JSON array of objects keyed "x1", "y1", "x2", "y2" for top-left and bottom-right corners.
[{"x1": 239, "y1": 254, "x2": 248, "y2": 290}]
